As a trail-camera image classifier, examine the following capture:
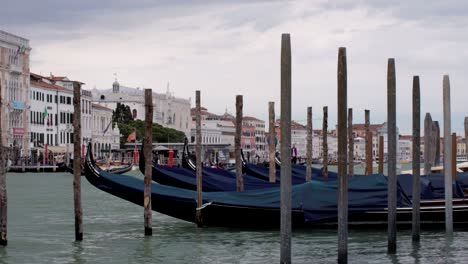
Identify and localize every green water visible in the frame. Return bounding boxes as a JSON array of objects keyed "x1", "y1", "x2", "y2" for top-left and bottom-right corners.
[{"x1": 0, "y1": 171, "x2": 467, "y2": 263}]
